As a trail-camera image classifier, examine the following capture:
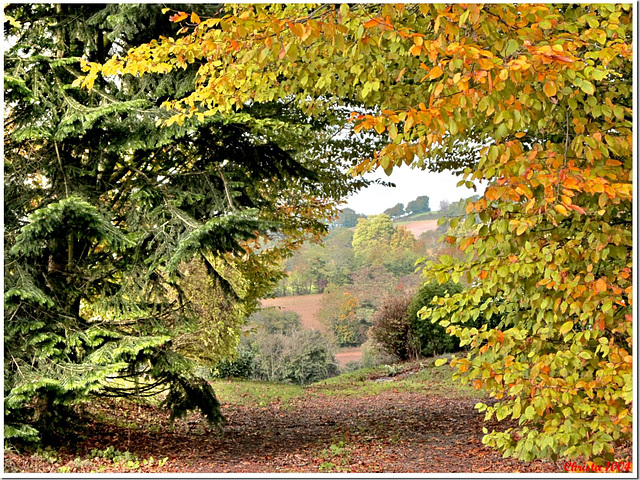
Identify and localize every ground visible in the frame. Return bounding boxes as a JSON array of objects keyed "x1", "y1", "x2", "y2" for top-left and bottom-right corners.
[{"x1": 4, "y1": 360, "x2": 566, "y2": 474}]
